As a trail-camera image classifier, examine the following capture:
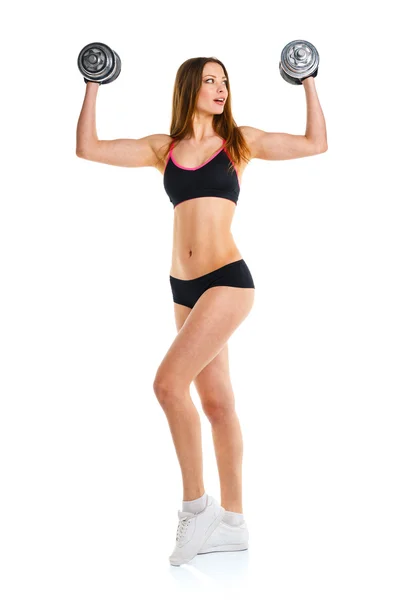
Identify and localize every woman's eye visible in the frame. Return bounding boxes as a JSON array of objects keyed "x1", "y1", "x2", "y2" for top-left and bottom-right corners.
[{"x1": 205, "y1": 78, "x2": 227, "y2": 84}]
